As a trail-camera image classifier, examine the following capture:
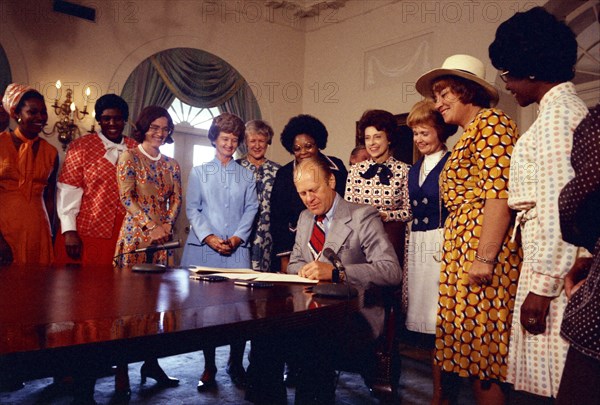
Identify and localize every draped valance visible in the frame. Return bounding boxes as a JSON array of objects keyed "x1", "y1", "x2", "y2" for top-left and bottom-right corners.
[{"x1": 121, "y1": 47, "x2": 261, "y2": 126}]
